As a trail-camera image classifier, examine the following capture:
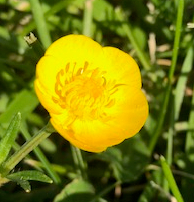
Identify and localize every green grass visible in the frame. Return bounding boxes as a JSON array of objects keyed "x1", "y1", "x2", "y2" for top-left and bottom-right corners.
[{"x1": 0, "y1": 0, "x2": 194, "y2": 201}]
